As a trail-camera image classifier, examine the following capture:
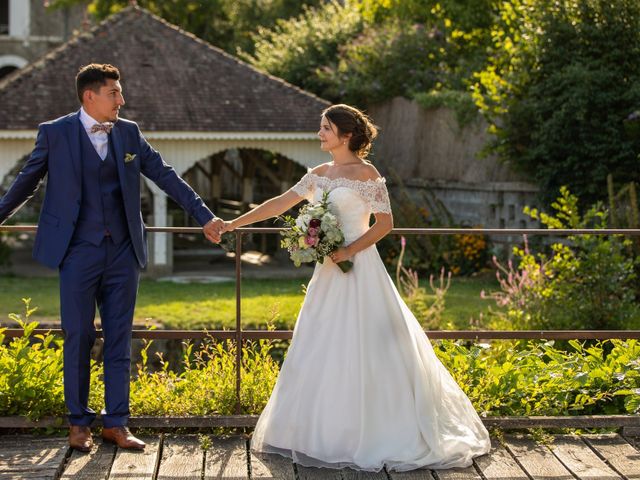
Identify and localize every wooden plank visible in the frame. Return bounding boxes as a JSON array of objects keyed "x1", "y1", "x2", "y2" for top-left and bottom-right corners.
[
  {"x1": 504, "y1": 434, "x2": 574, "y2": 479},
  {"x1": 583, "y1": 434, "x2": 640, "y2": 479},
  {"x1": 204, "y1": 436, "x2": 248, "y2": 479},
  {"x1": 623, "y1": 435, "x2": 640, "y2": 451},
  {"x1": 387, "y1": 468, "x2": 436, "y2": 480},
  {"x1": 107, "y1": 435, "x2": 161, "y2": 480},
  {"x1": 550, "y1": 435, "x2": 621, "y2": 479},
  {"x1": 623, "y1": 427, "x2": 640, "y2": 437},
  {"x1": 474, "y1": 438, "x2": 528, "y2": 480},
  {"x1": 249, "y1": 451, "x2": 295, "y2": 479},
  {"x1": 482, "y1": 415, "x2": 640, "y2": 429},
  {"x1": 341, "y1": 467, "x2": 388, "y2": 479},
  {"x1": 0, "y1": 415, "x2": 259, "y2": 429},
  {"x1": 60, "y1": 439, "x2": 116, "y2": 480},
  {"x1": 156, "y1": 435, "x2": 203, "y2": 480},
  {"x1": 295, "y1": 465, "x2": 342, "y2": 480},
  {"x1": 0, "y1": 475, "x2": 64, "y2": 480},
  {"x1": 0, "y1": 437, "x2": 69, "y2": 479},
  {"x1": 434, "y1": 466, "x2": 482, "y2": 479}
]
